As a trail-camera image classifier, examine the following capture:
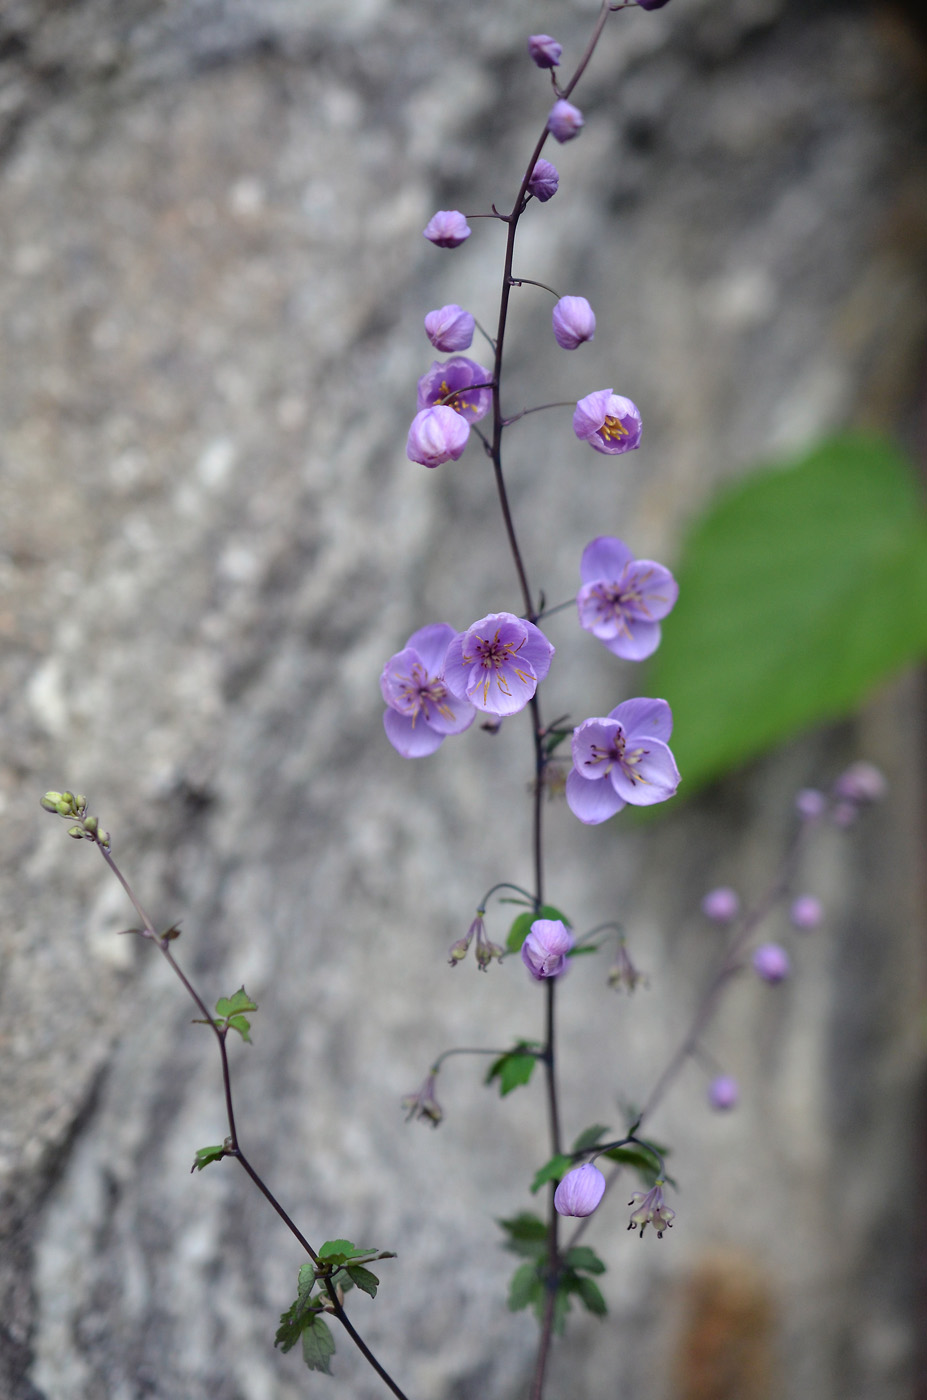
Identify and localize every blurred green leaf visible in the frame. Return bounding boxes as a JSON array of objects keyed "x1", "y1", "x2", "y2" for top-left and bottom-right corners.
[
  {"x1": 486, "y1": 1042, "x2": 541, "y2": 1096},
  {"x1": 649, "y1": 436, "x2": 927, "y2": 791},
  {"x1": 498, "y1": 1212, "x2": 548, "y2": 1258},
  {"x1": 530, "y1": 1154, "x2": 572, "y2": 1194}
]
